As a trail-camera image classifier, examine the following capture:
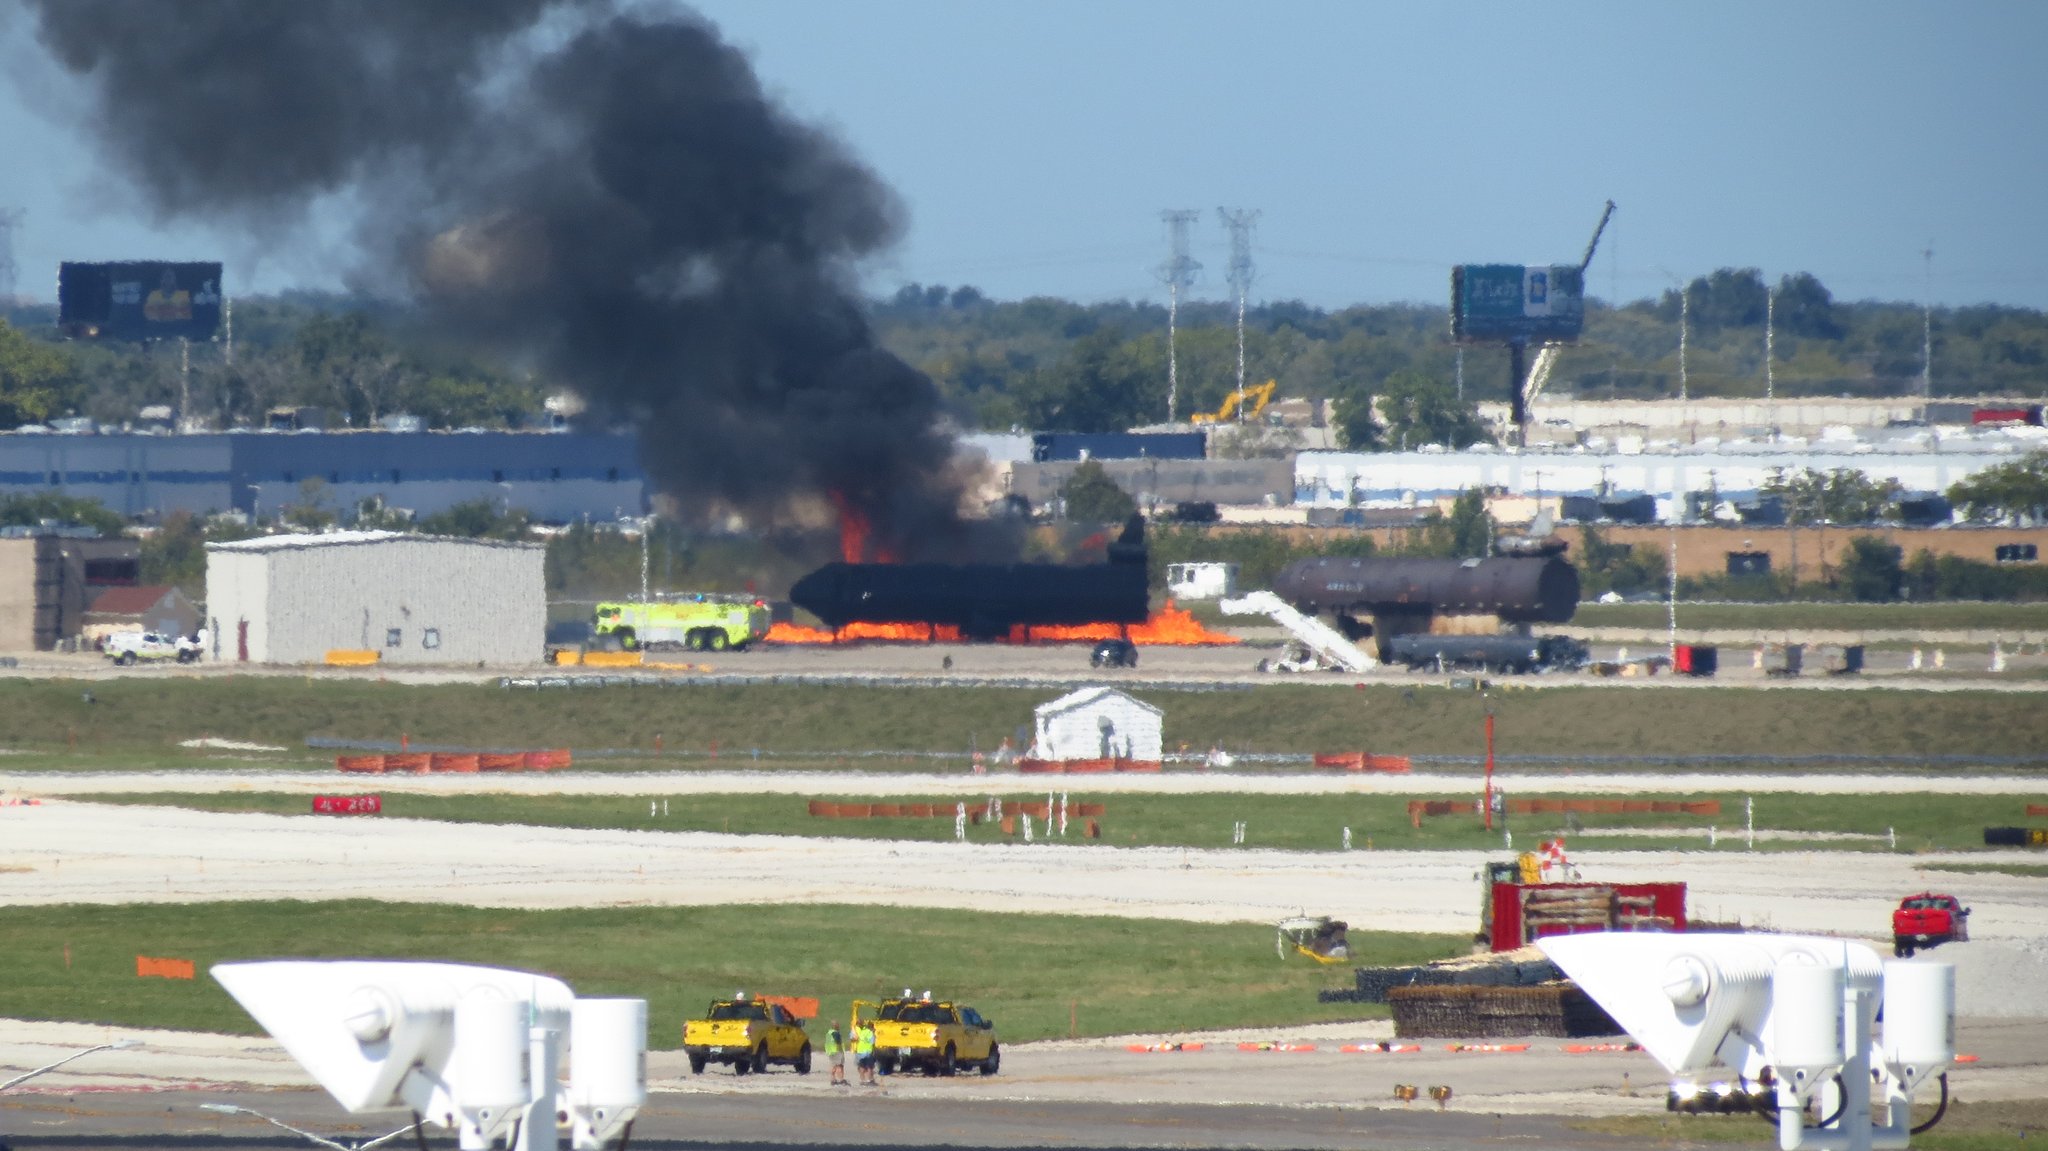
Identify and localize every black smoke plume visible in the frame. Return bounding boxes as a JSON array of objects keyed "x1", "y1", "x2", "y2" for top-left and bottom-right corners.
[{"x1": 26, "y1": 0, "x2": 986, "y2": 558}]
